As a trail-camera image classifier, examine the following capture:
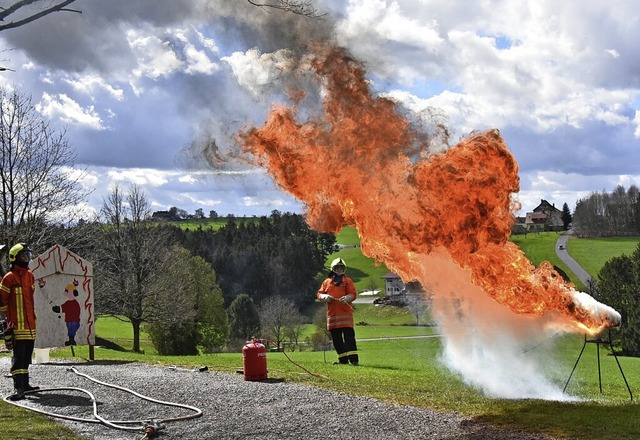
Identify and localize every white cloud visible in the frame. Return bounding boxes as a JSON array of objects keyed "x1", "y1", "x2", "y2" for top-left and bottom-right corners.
[
  {"x1": 63, "y1": 74, "x2": 124, "y2": 101},
  {"x1": 172, "y1": 28, "x2": 220, "y2": 75},
  {"x1": 106, "y1": 168, "x2": 170, "y2": 187},
  {"x1": 222, "y1": 48, "x2": 295, "y2": 98},
  {"x1": 35, "y1": 92, "x2": 105, "y2": 130},
  {"x1": 127, "y1": 29, "x2": 182, "y2": 80},
  {"x1": 242, "y1": 196, "x2": 286, "y2": 208}
]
